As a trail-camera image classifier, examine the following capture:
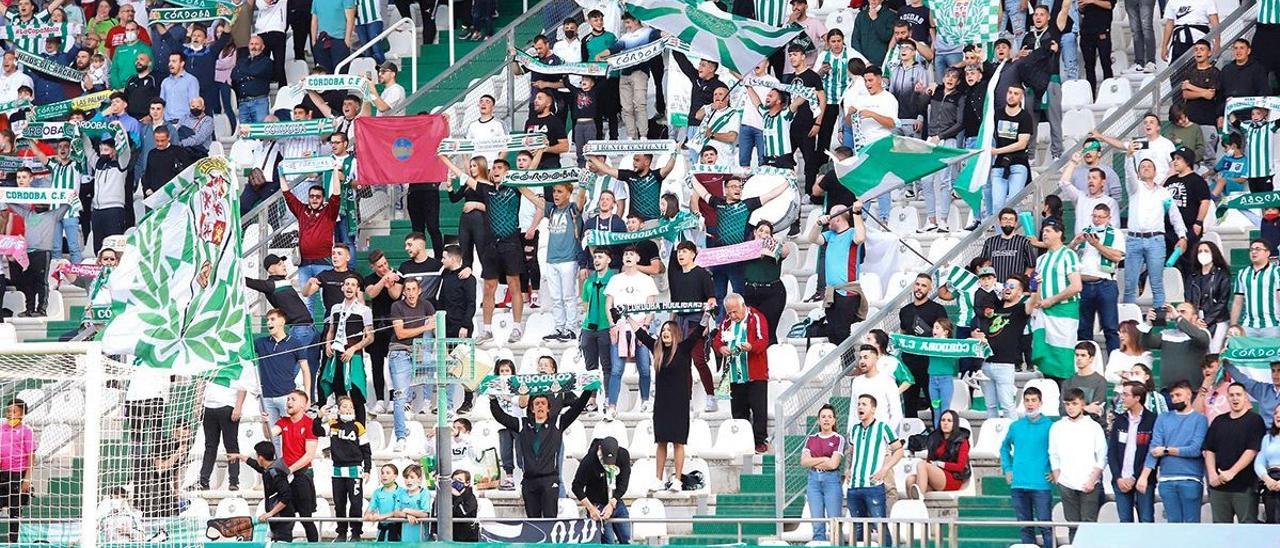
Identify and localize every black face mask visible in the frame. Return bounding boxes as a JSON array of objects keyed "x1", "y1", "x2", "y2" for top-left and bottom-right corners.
[
  {"x1": 190, "y1": 108, "x2": 204, "y2": 117},
  {"x1": 1171, "y1": 401, "x2": 1188, "y2": 412},
  {"x1": 565, "y1": 30, "x2": 577, "y2": 39},
  {"x1": 1000, "y1": 225, "x2": 1016, "y2": 235}
]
